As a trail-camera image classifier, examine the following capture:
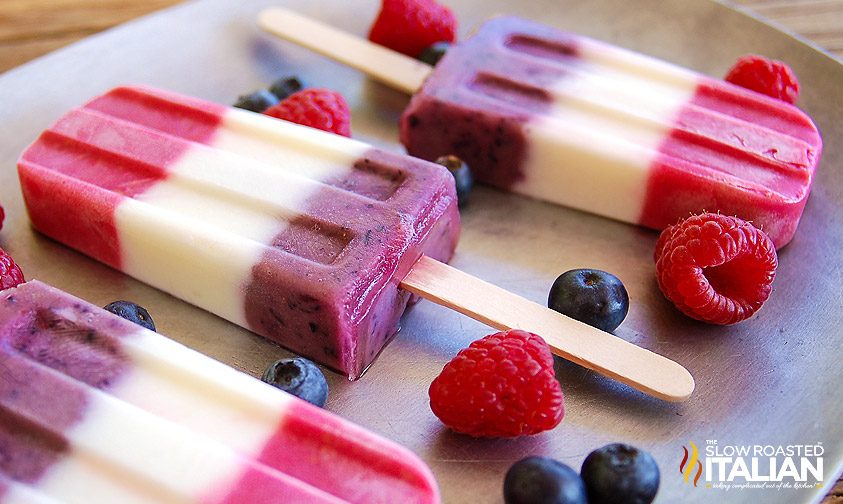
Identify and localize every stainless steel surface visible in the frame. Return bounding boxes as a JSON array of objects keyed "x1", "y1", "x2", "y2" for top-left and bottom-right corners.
[{"x1": 0, "y1": 1, "x2": 840, "y2": 502}]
